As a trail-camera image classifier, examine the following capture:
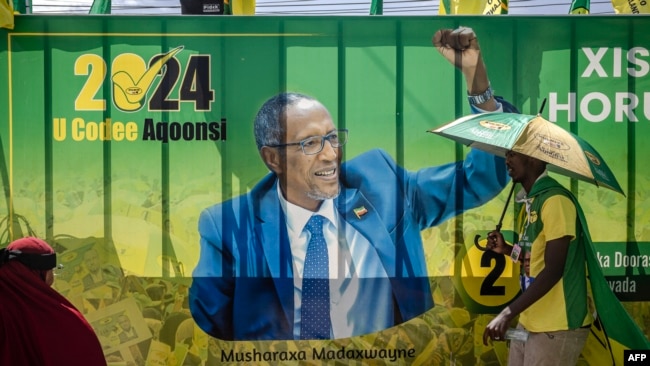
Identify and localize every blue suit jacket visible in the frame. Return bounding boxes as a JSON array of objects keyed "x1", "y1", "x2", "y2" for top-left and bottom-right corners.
[{"x1": 189, "y1": 147, "x2": 510, "y2": 340}]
